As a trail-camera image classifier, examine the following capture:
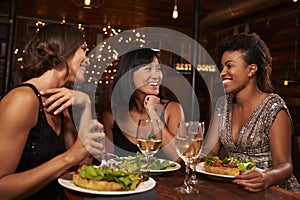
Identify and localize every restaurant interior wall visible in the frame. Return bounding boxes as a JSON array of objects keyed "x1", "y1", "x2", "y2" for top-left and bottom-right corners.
[{"x1": 0, "y1": 1, "x2": 300, "y2": 179}]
